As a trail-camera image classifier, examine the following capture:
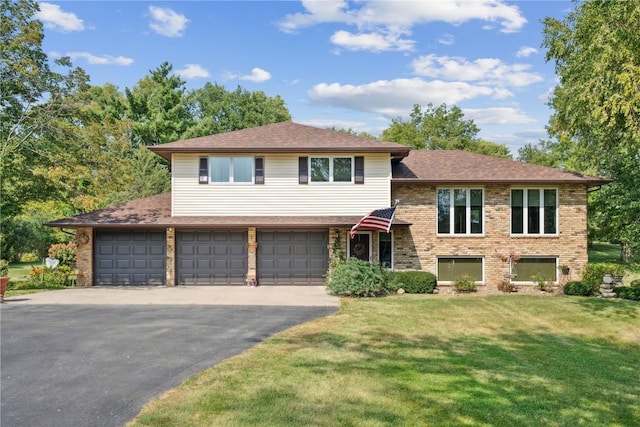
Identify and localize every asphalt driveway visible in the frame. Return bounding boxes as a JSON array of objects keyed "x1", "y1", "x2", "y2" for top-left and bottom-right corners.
[{"x1": 1, "y1": 302, "x2": 338, "y2": 427}]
